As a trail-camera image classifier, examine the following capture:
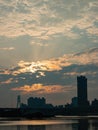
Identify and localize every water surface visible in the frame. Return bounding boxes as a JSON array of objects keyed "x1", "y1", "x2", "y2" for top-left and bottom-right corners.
[{"x1": 0, "y1": 116, "x2": 98, "y2": 130}]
